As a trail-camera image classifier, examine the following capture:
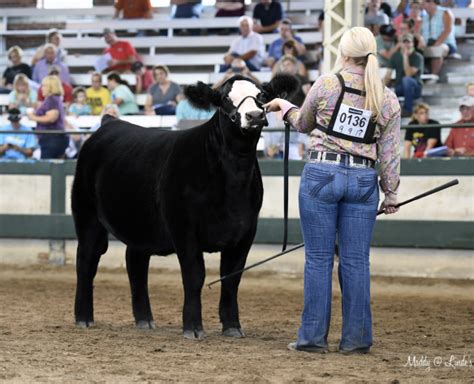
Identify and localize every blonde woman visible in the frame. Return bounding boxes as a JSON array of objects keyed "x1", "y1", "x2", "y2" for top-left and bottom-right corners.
[
  {"x1": 2, "y1": 46, "x2": 32, "y2": 90},
  {"x1": 264, "y1": 27, "x2": 401, "y2": 354},
  {"x1": 27, "y1": 75, "x2": 68, "y2": 159},
  {"x1": 8, "y1": 74, "x2": 37, "y2": 115}
]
